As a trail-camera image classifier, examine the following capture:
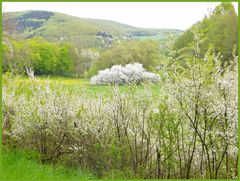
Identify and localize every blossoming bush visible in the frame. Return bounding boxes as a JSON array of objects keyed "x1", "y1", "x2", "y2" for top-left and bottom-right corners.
[
  {"x1": 90, "y1": 63, "x2": 160, "y2": 85},
  {"x1": 2, "y1": 37, "x2": 238, "y2": 179},
  {"x1": 2, "y1": 77, "x2": 159, "y2": 178}
]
